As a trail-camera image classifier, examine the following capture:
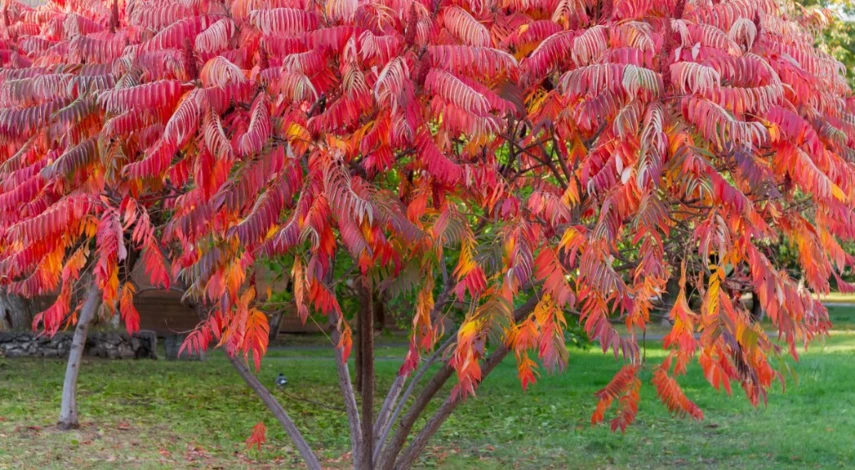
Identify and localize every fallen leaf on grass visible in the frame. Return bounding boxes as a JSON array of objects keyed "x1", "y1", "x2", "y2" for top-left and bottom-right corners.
[{"x1": 184, "y1": 443, "x2": 212, "y2": 462}]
